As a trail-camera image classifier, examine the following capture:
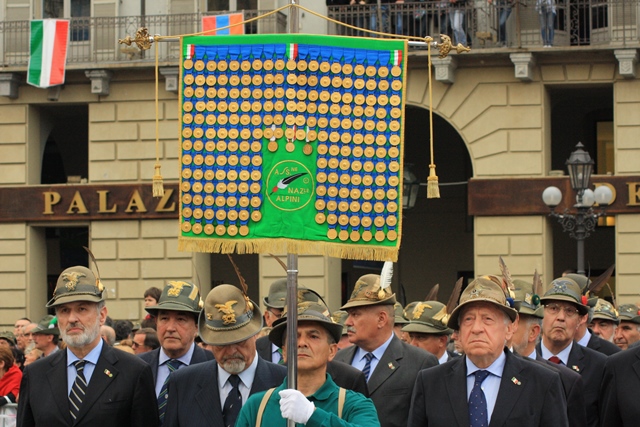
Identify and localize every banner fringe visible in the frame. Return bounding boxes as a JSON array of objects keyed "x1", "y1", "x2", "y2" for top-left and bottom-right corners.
[{"x1": 178, "y1": 237, "x2": 398, "y2": 262}]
